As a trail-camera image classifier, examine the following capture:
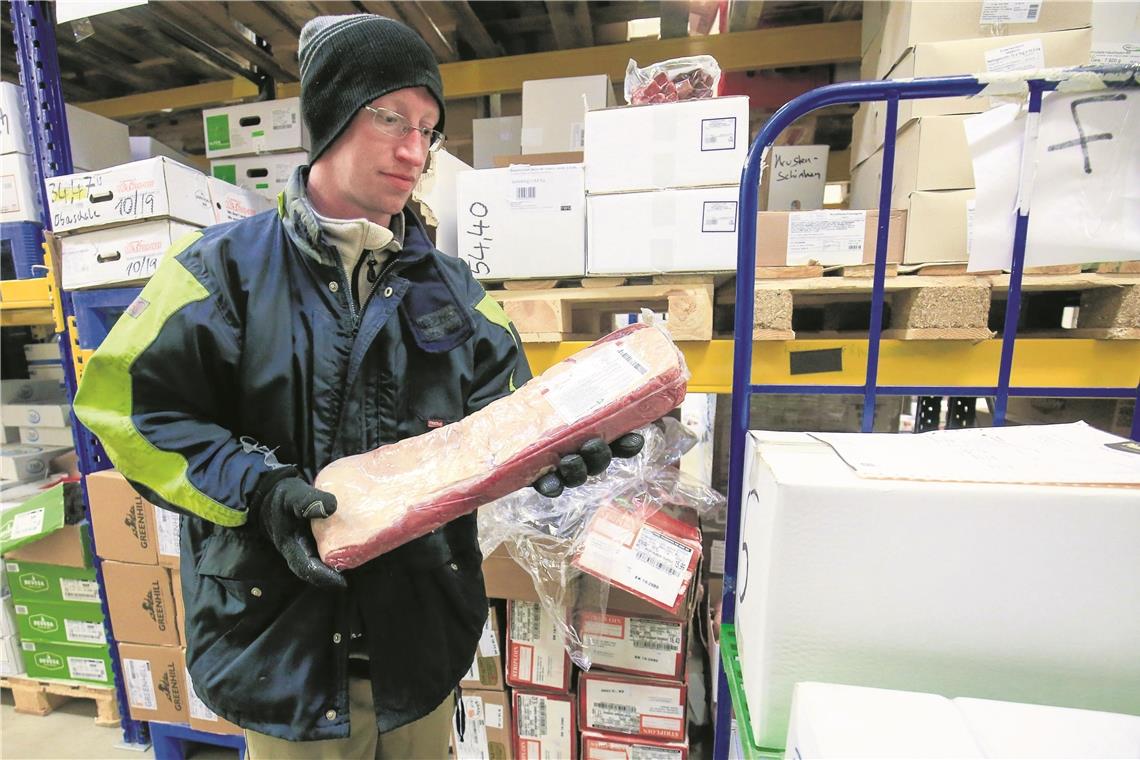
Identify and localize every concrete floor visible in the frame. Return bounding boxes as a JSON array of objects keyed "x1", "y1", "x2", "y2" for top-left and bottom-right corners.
[{"x1": 0, "y1": 689, "x2": 236, "y2": 760}]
